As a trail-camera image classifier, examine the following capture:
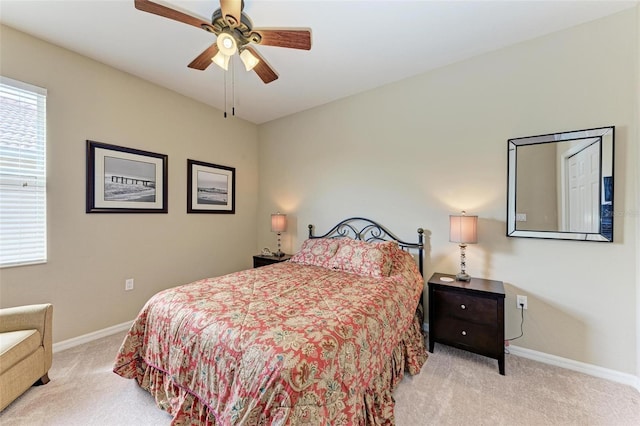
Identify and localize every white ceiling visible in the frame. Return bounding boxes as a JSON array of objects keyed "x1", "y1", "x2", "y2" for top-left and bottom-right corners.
[{"x1": 0, "y1": 0, "x2": 637, "y2": 124}]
